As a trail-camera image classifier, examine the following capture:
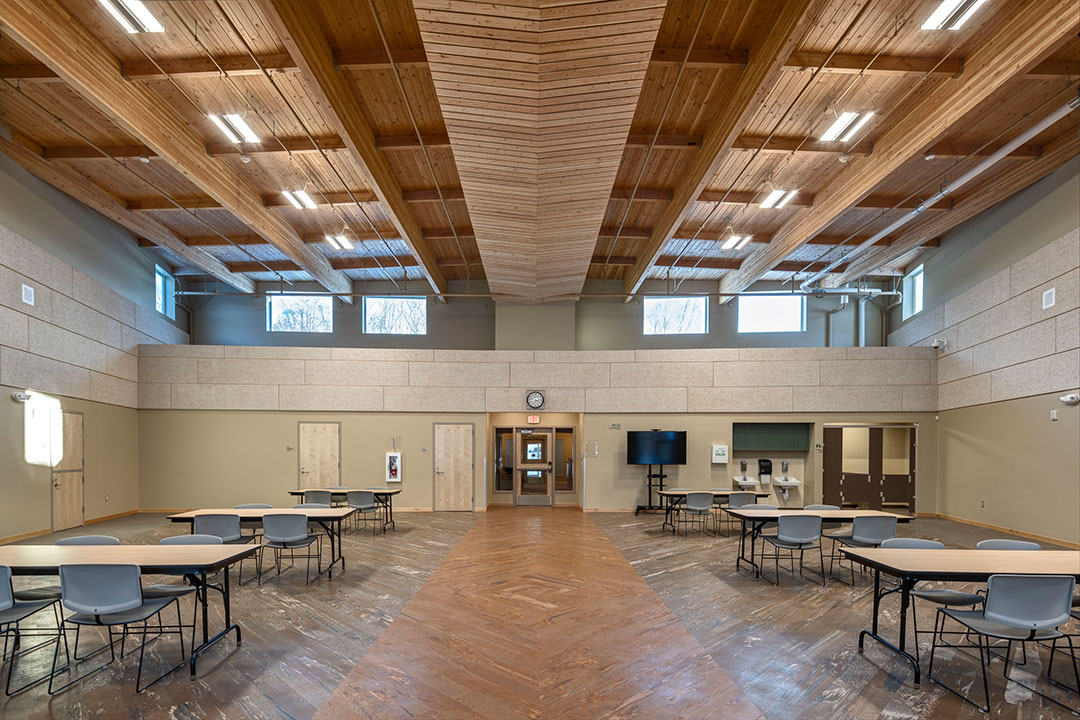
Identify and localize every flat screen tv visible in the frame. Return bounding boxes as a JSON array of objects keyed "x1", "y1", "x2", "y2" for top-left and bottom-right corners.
[{"x1": 627, "y1": 431, "x2": 687, "y2": 465}]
